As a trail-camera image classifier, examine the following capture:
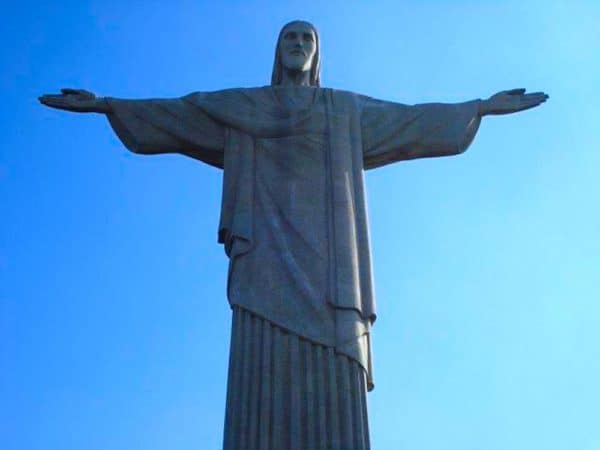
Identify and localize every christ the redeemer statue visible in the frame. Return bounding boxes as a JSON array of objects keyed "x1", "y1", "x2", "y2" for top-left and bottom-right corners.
[{"x1": 40, "y1": 20, "x2": 548, "y2": 450}]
